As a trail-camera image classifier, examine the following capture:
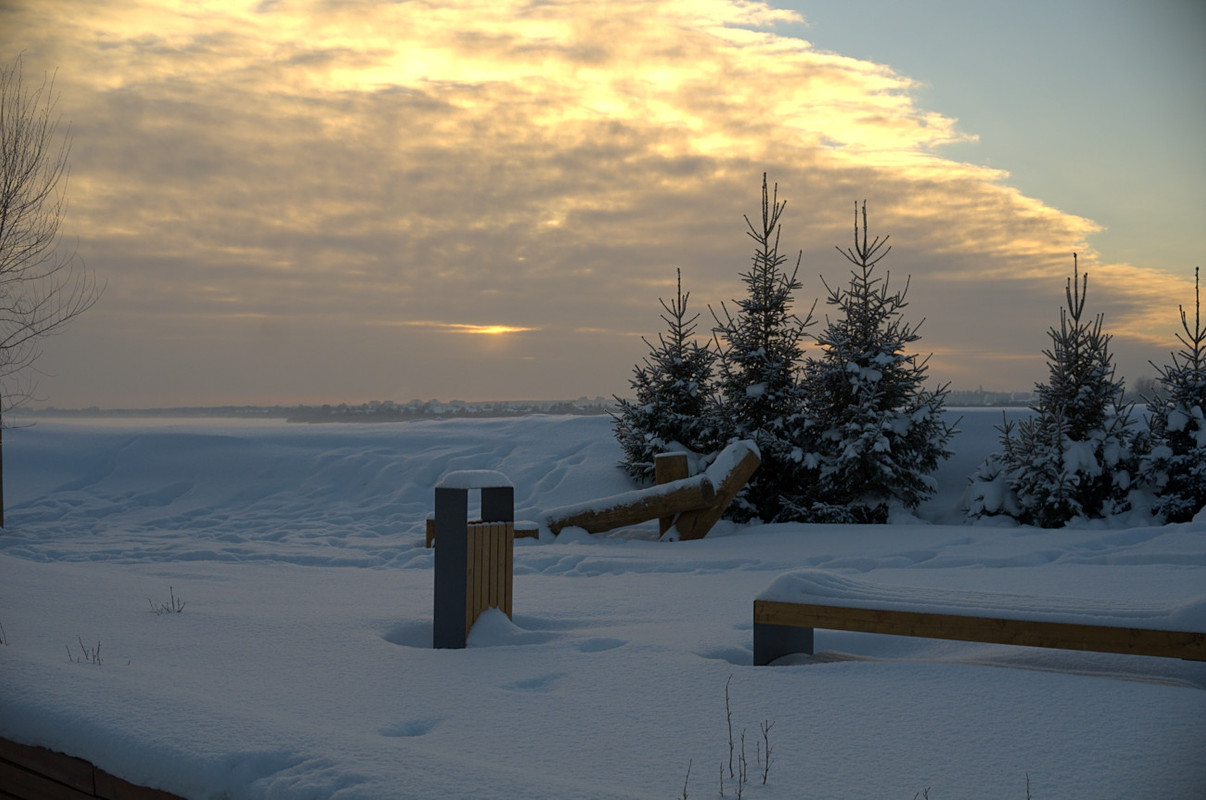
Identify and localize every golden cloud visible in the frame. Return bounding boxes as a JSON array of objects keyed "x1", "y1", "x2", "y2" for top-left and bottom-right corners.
[{"x1": 1, "y1": 0, "x2": 1191, "y2": 405}]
